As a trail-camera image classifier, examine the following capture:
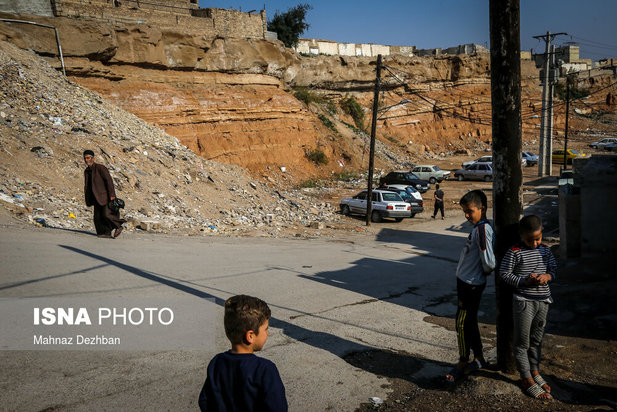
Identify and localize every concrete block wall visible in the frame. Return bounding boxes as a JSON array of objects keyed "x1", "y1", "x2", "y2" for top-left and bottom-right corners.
[
  {"x1": 573, "y1": 155, "x2": 617, "y2": 255},
  {"x1": 206, "y1": 8, "x2": 265, "y2": 39},
  {"x1": 7, "y1": 0, "x2": 265, "y2": 39},
  {"x1": 0, "y1": 0, "x2": 53, "y2": 16}
]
